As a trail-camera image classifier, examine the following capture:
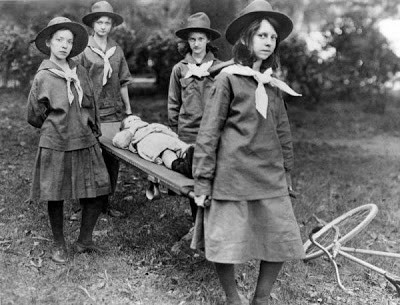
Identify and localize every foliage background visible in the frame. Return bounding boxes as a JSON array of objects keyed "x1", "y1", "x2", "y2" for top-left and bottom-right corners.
[
  {"x1": 1, "y1": 1, "x2": 400, "y2": 304},
  {"x1": 0, "y1": 0, "x2": 399, "y2": 109}
]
